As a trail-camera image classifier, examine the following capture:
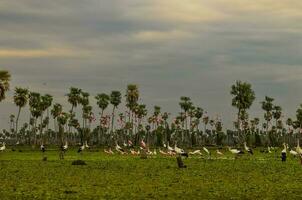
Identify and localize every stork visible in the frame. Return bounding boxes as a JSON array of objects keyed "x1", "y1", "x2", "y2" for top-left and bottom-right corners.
[
  {"x1": 244, "y1": 142, "x2": 253, "y2": 155},
  {"x1": 203, "y1": 147, "x2": 210, "y2": 155},
  {"x1": 77, "y1": 143, "x2": 85, "y2": 153},
  {"x1": 281, "y1": 143, "x2": 287, "y2": 162},
  {"x1": 289, "y1": 149, "x2": 298, "y2": 157},
  {"x1": 189, "y1": 150, "x2": 202, "y2": 155},
  {"x1": 296, "y1": 139, "x2": 302, "y2": 155},
  {"x1": 167, "y1": 143, "x2": 174, "y2": 152},
  {"x1": 85, "y1": 141, "x2": 90, "y2": 149},
  {"x1": 62, "y1": 141, "x2": 68, "y2": 152},
  {"x1": 228, "y1": 146, "x2": 244, "y2": 158},
  {"x1": 40, "y1": 143, "x2": 45, "y2": 153},
  {"x1": 0, "y1": 142, "x2": 6, "y2": 152},
  {"x1": 216, "y1": 149, "x2": 223, "y2": 156},
  {"x1": 140, "y1": 140, "x2": 147, "y2": 149},
  {"x1": 115, "y1": 143, "x2": 126, "y2": 154},
  {"x1": 174, "y1": 144, "x2": 188, "y2": 158}
]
